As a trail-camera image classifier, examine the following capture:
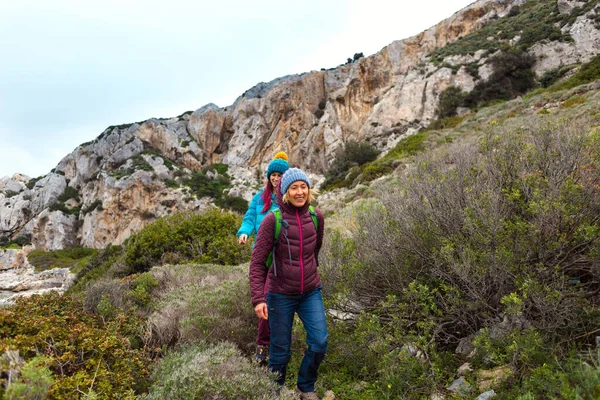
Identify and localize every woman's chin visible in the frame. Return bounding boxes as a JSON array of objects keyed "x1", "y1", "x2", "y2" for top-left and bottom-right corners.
[{"x1": 291, "y1": 199, "x2": 306, "y2": 207}]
